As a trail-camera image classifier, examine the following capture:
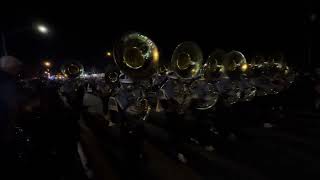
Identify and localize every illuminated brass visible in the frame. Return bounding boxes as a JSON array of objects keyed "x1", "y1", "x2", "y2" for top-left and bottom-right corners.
[
  {"x1": 177, "y1": 52, "x2": 192, "y2": 70},
  {"x1": 203, "y1": 50, "x2": 226, "y2": 81},
  {"x1": 108, "y1": 72, "x2": 119, "y2": 83},
  {"x1": 123, "y1": 47, "x2": 145, "y2": 69},
  {"x1": 171, "y1": 41, "x2": 203, "y2": 79},
  {"x1": 222, "y1": 50, "x2": 247, "y2": 74},
  {"x1": 61, "y1": 62, "x2": 84, "y2": 78},
  {"x1": 114, "y1": 32, "x2": 159, "y2": 80}
]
